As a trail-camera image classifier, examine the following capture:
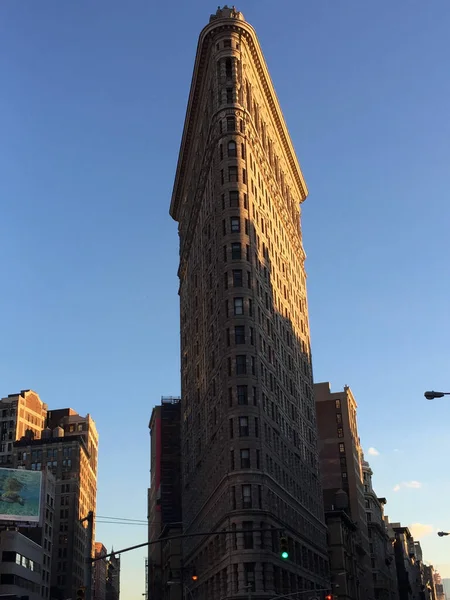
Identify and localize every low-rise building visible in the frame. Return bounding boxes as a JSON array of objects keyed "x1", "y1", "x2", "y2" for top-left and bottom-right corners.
[{"x1": 0, "y1": 529, "x2": 43, "y2": 600}]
